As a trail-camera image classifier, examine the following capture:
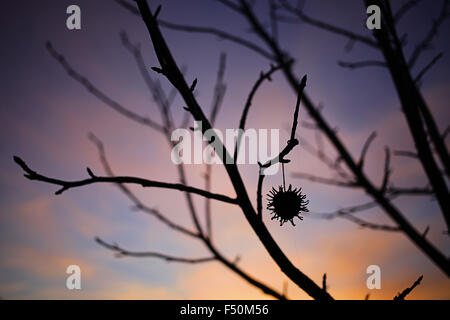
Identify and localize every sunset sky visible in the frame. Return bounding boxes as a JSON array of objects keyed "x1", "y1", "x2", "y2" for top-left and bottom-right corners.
[{"x1": 1, "y1": 0, "x2": 449, "y2": 299}]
